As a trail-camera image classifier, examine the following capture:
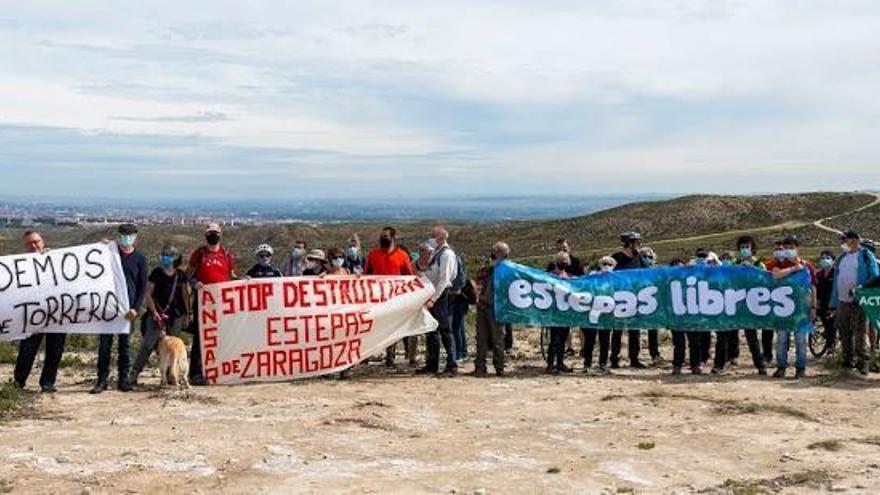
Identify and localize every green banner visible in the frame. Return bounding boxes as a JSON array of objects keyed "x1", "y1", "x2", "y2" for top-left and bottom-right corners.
[
  {"x1": 856, "y1": 287, "x2": 880, "y2": 330},
  {"x1": 494, "y1": 260, "x2": 814, "y2": 333}
]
